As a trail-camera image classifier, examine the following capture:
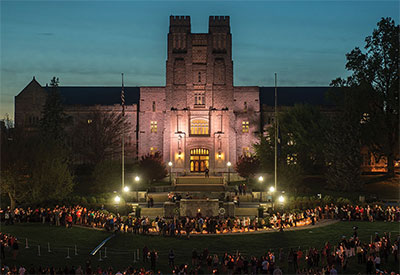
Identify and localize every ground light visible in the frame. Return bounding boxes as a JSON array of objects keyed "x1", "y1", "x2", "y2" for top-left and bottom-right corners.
[{"x1": 114, "y1": 196, "x2": 121, "y2": 203}]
